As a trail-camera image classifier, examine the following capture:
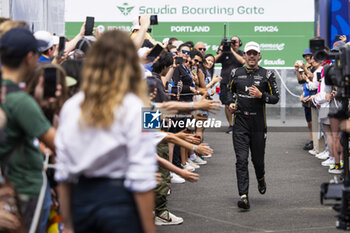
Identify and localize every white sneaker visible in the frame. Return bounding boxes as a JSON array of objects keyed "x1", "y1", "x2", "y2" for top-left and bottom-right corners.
[
  {"x1": 187, "y1": 159, "x2": 200, "y2": 169},
  {"x1": 316, "y1": 151, "x2": 329, "y2": 160},
  {"x1": 170, "y1": 172, "x2": 185, "y2": 184},
  {"x1": 183, "y1": 162, "x2": 195, "y2": 171},
  {"x1": 202, "y1": 154, "x2": 212, "y2": 158},
  {"x1": 308, "y1": 149, "x2": 317, "y2": 156},
  {"x1": 193, "y1": 156, "x2": 207, "y2": 165},
  {"x1": 321, "y1": 158, "x2": 333, "y2": 167},
  {"x1": 155, "y1": 211, "x2": 184, "y2": 226},
  {"x1": 328, "y1": 167, "x2": 343, "y2": 175}
]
